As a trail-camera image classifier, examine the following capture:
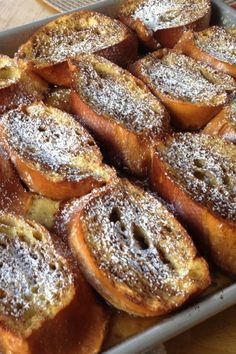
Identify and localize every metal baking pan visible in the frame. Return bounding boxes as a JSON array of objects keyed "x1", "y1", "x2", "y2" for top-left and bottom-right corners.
[{"x1": 0, "y1": 1, "x2": 235, "y2": 353}]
